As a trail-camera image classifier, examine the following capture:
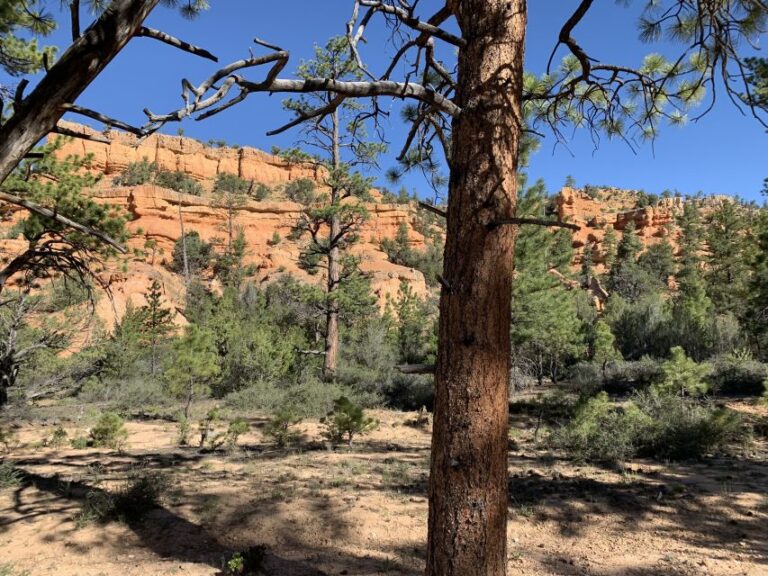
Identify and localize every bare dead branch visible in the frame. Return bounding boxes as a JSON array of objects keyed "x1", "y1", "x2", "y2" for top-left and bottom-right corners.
[
  {"x1": 397, "y1": 363, "x2": 436, "y2": 374},
  {"x1": 488, "y1": 218, "x2": 580, "y2": 231},
  {"x1": 52, "y1": 124, "x2": 111, "y2": 144},
  {"x1": 69, "y1": 0, "x2": 80, "y2": 40},
  {"x1": 62, "y1": 104, "x2": 144, "y2": 136},
  {"x1": 418, "y1": 201, "x2": 447, "y2": 218},
  {"x1": 138, "y1": 27, "x2": 218, "y2": 62}
]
